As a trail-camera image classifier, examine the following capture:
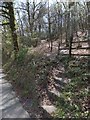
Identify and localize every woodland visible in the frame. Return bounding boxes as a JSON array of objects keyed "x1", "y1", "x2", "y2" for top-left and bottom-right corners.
[{"x1": 1, "y1": 0, "x2": 90, "y2": 118}]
